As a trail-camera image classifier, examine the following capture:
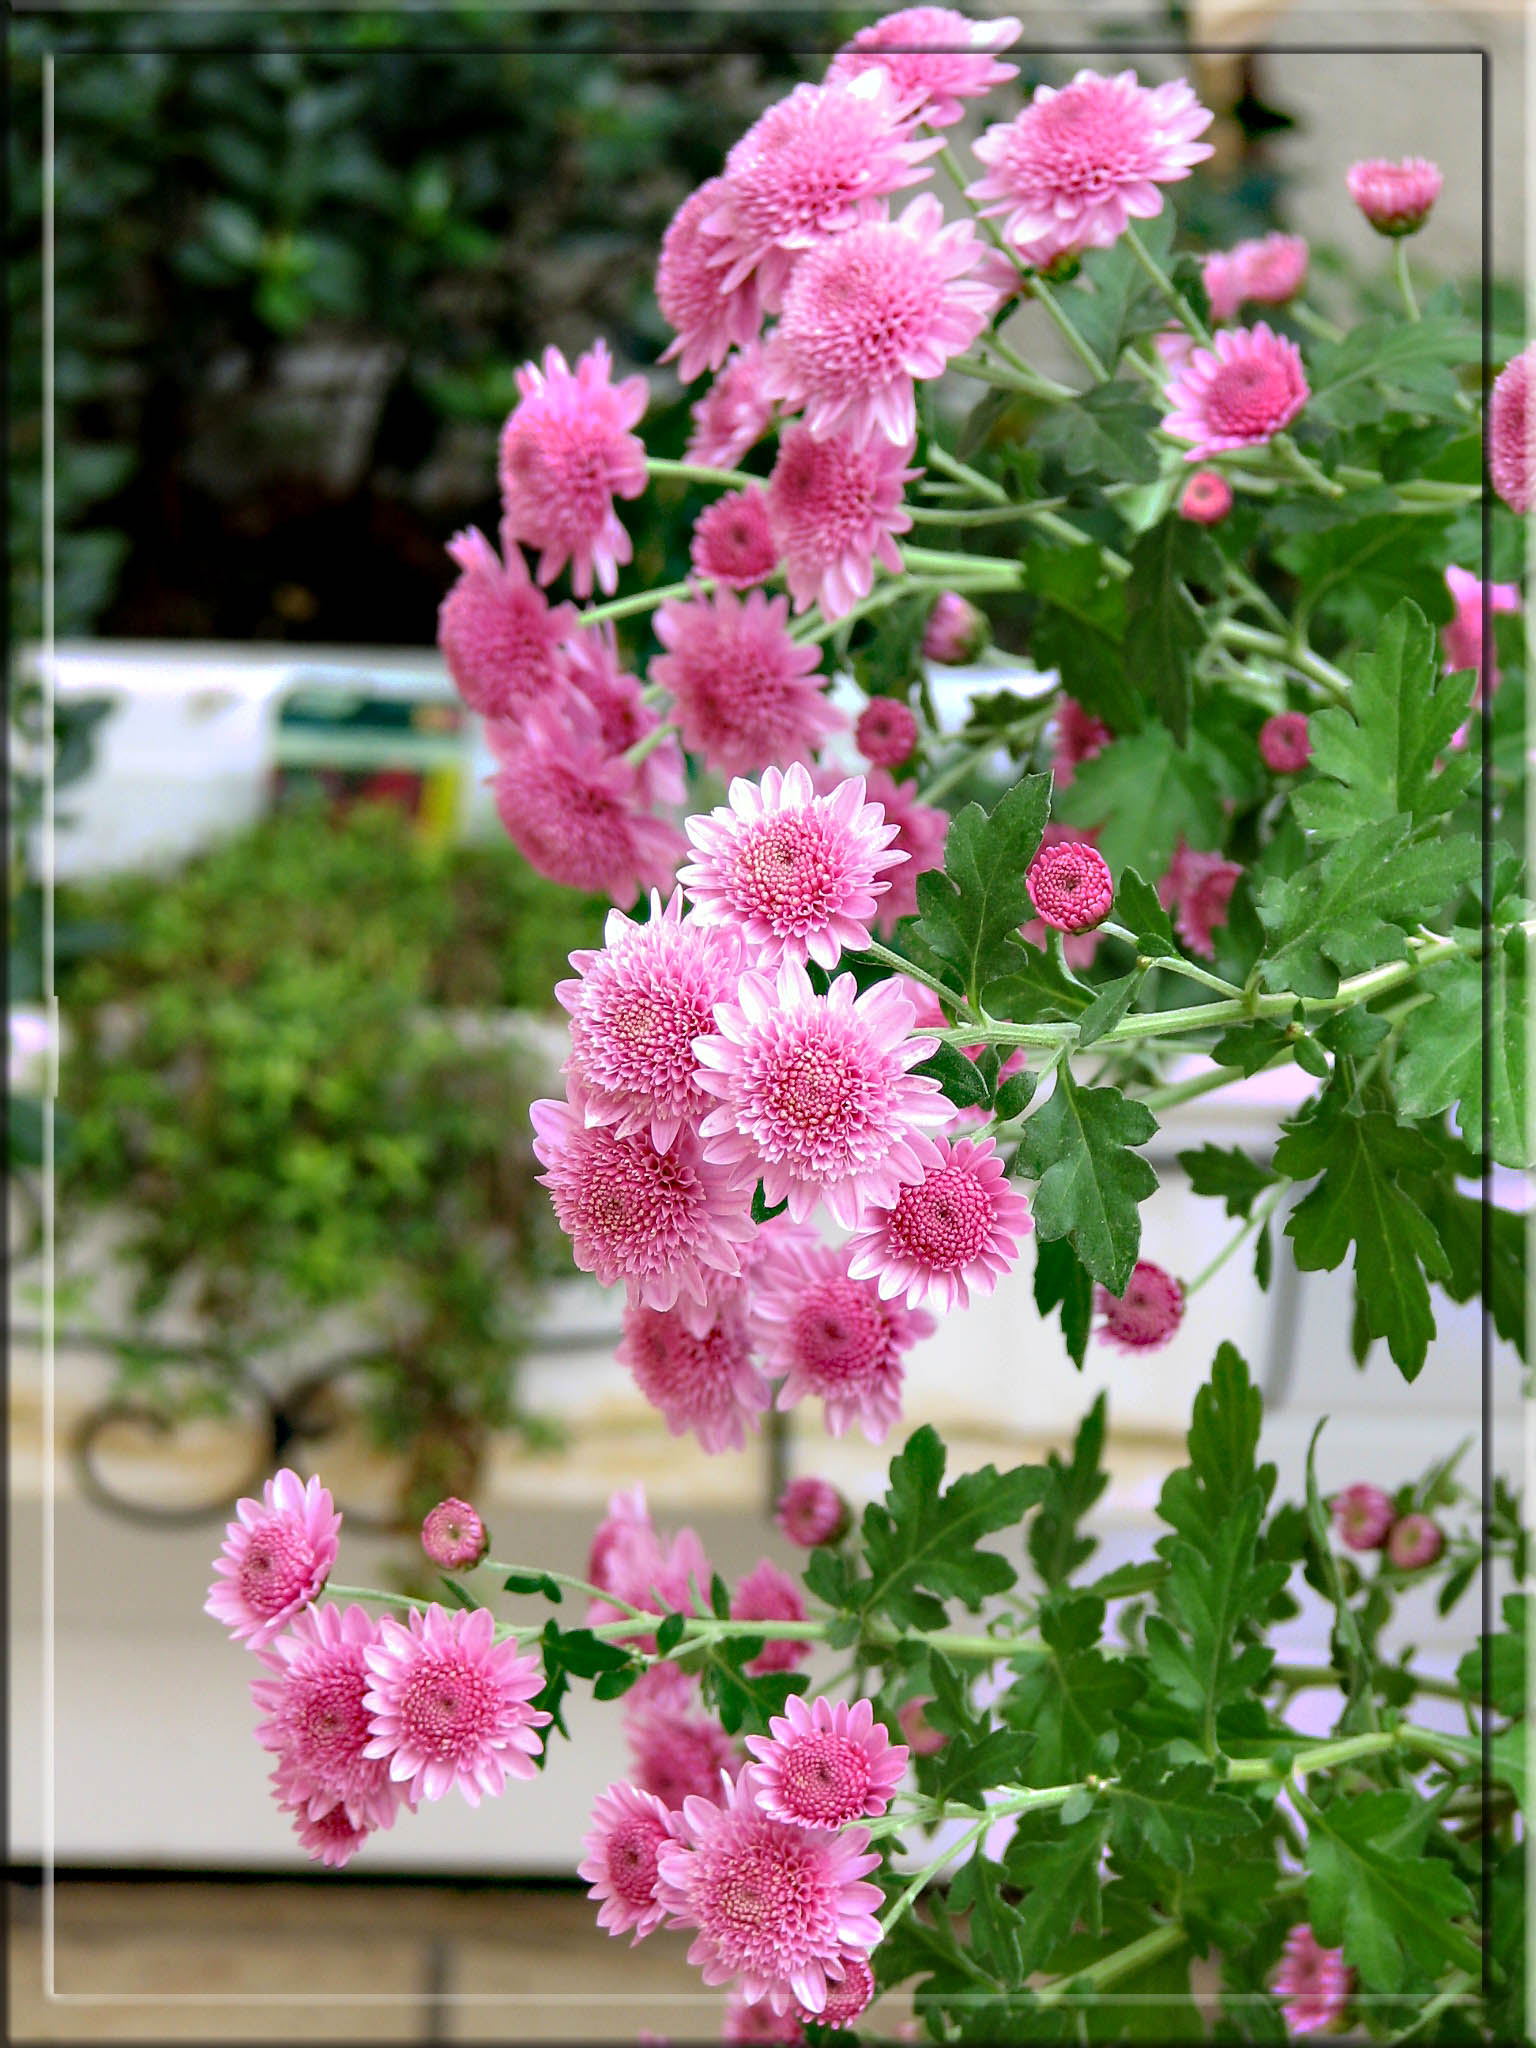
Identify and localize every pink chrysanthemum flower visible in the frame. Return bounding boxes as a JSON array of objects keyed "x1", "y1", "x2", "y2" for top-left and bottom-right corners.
[
  {"x1": 679, "y1": 762, "x2": 905, "y2": 970},
  {"x1": 845, "y1": 1135, "x2": 1032, "y2": 1314},
  {"x1": 800, "y1": 1953, "x2": 876, "y2": 2030},
  {"x1": 1201, "y1": 248, "x2": 1245, "y2": 325},
  {"x1": 1027, "y1": 841, "x2": 1113, "y2": 933},
  {"x1": 206, "y1": 1469, "x2": 341, "y2": 1650},
  {"x1": 361, "y1": 1603, "x2": 550, "y2": 1807},
  {"x1": 766, "y1": 195, "x2": 994, "y2": 449},
  {"x1": 488, "y1": 698, "x2": 685, "y2": 907},
  {"x1": 1259, "y1": 711, "x2": 1312, "y2": 775},
  {"x1": 531, "y1": 1096, "x2": 756, "y2": 1317},
  {"x1": 1234, "y1": 231, "x2": 1309, "y2": 306},
  {"x1": 827, "y1": 8, "x2": 1021, "y2": 128},
  {"x1": 286, "y1": 1799, "x2": 374, "y2": 1869},
  {"x1": 896, "y1": 1695, "x2": 947, "y2": 1756},
  {"x1": 252, "y1": 1603, "x2": 404, "y2": 1830},
  {"x1": 556, "y1": 889, "x2": 745, "y2": 1154},
  {"x1": 1490, "y1": 346, "x2": 1536, "y2": 514},
  {"x1": 921, "y1": 590, "x2": 989, "y2": 666},
  {"x1": 968, "y1": 69, "x2": 1214, "y2": 270},
  {"x1": 855, "y1": 769, "x2": 948, "y2": 932},
  {"x1": 856, "y1": 698, "x2": 919, "y2": 768},
  {"x1": 654, "y1": 1768, "x2": 884, "y2": 2017},
  {"x1": 1271, "y1": 1924, "x2": 1354, "y2": 2036},
  {"x1": 731, "y1": 1559, "x2": 810, "y2": 1676},
  {"x1": 746, "y1": 1695, "x2": 907, "y2": 1829},
  {"x1": 751, "y1": 1224, "x2": 935, "y2": 1441},
  {"x1": 658, "y1": 179, "x2": 765, "y2": 385},
  {"x1": 421, "y1": 1499, "x2": 489, "y2": 1572},
  {"x1": 724, "y1": 1988, "x2": 808, "y2": 2044},
  {"x1": 1330, "y1": 1483, "x2": 1395, "y2": 1553},
  {"x1": 499, "y1": 340, "x2": 649, "y2": 598},
  {"x1": 437, "y1": 526, "x2": 579, "y2": 720},
  {"x1": 766, "y1": 423, "x2": 918, "y2": 619},
  {"x1": 579, "y1": 1782, "x2": 679, "y2": 1943},
  {"x1": 708, "y1": 73, "x2": 940, "y2": 310},
  {"x1": 564, "y1": 622, "x2": 686, "y2": 810},
  {"x1": 1155, "y1": 324, "x2": 1196, "y2": 379},
  {"x1": 776, "y1": 1477, "x2": 851, "y2": 1548},
  {"x1": 627, "y1": 1680, "x2": 743, "y2": 1810},
  {"x1": 1180, "y1": 469, "x2": 1232, "y2": 524},
  {"x1": 1051, "y1": 698, "x2": 1112, "y2": 791},
  {"x1": 1387, "y1": 1513, "x2": 1444, "y2": 1571},
  {"x1": 1095, "y1": 1260, "x2": 1184, "y2": 1351},
  {"x1": 1020, "y1": 824, "x2": 1105, "y2": 970},
  {"x1": 694, "y1": 957, "x2": 947, "y2": 1229},
  {"x1": 1163, "y1": 322, "x2": 1309, "y2": 461},
  {"x1": 1159, "y1": 839, "x2": 1242, "y2": 959},
  {"x1": 587, "y1": 1488, "x2": 713, "y2": 1639},
  {"x1": 690, "y1": 487, "x2": 779, "y2": 591},
  {"x1": 619, "y1": 1288, "x2": 772, "y2": 1454},
  {"x1": 653, "y1": 590, "x2": 843, "y2": 780},
  {"x1": 1443, "y1": 564, "x2": 1521, "y2": 706},
  {"x1": 687, "y1": 343, "x2": 778, "y2": 469},
  {"x1": 1345, "y1": 156, "x2": 1442, "y2": 236}
]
